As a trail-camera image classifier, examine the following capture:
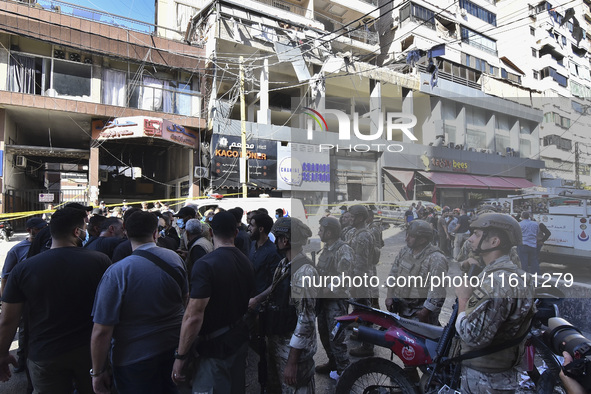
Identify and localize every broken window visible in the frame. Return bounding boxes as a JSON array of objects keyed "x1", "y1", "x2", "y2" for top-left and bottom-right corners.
[{"x1": 53, "y1": 59, "x2": 91, "y2": 97}]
